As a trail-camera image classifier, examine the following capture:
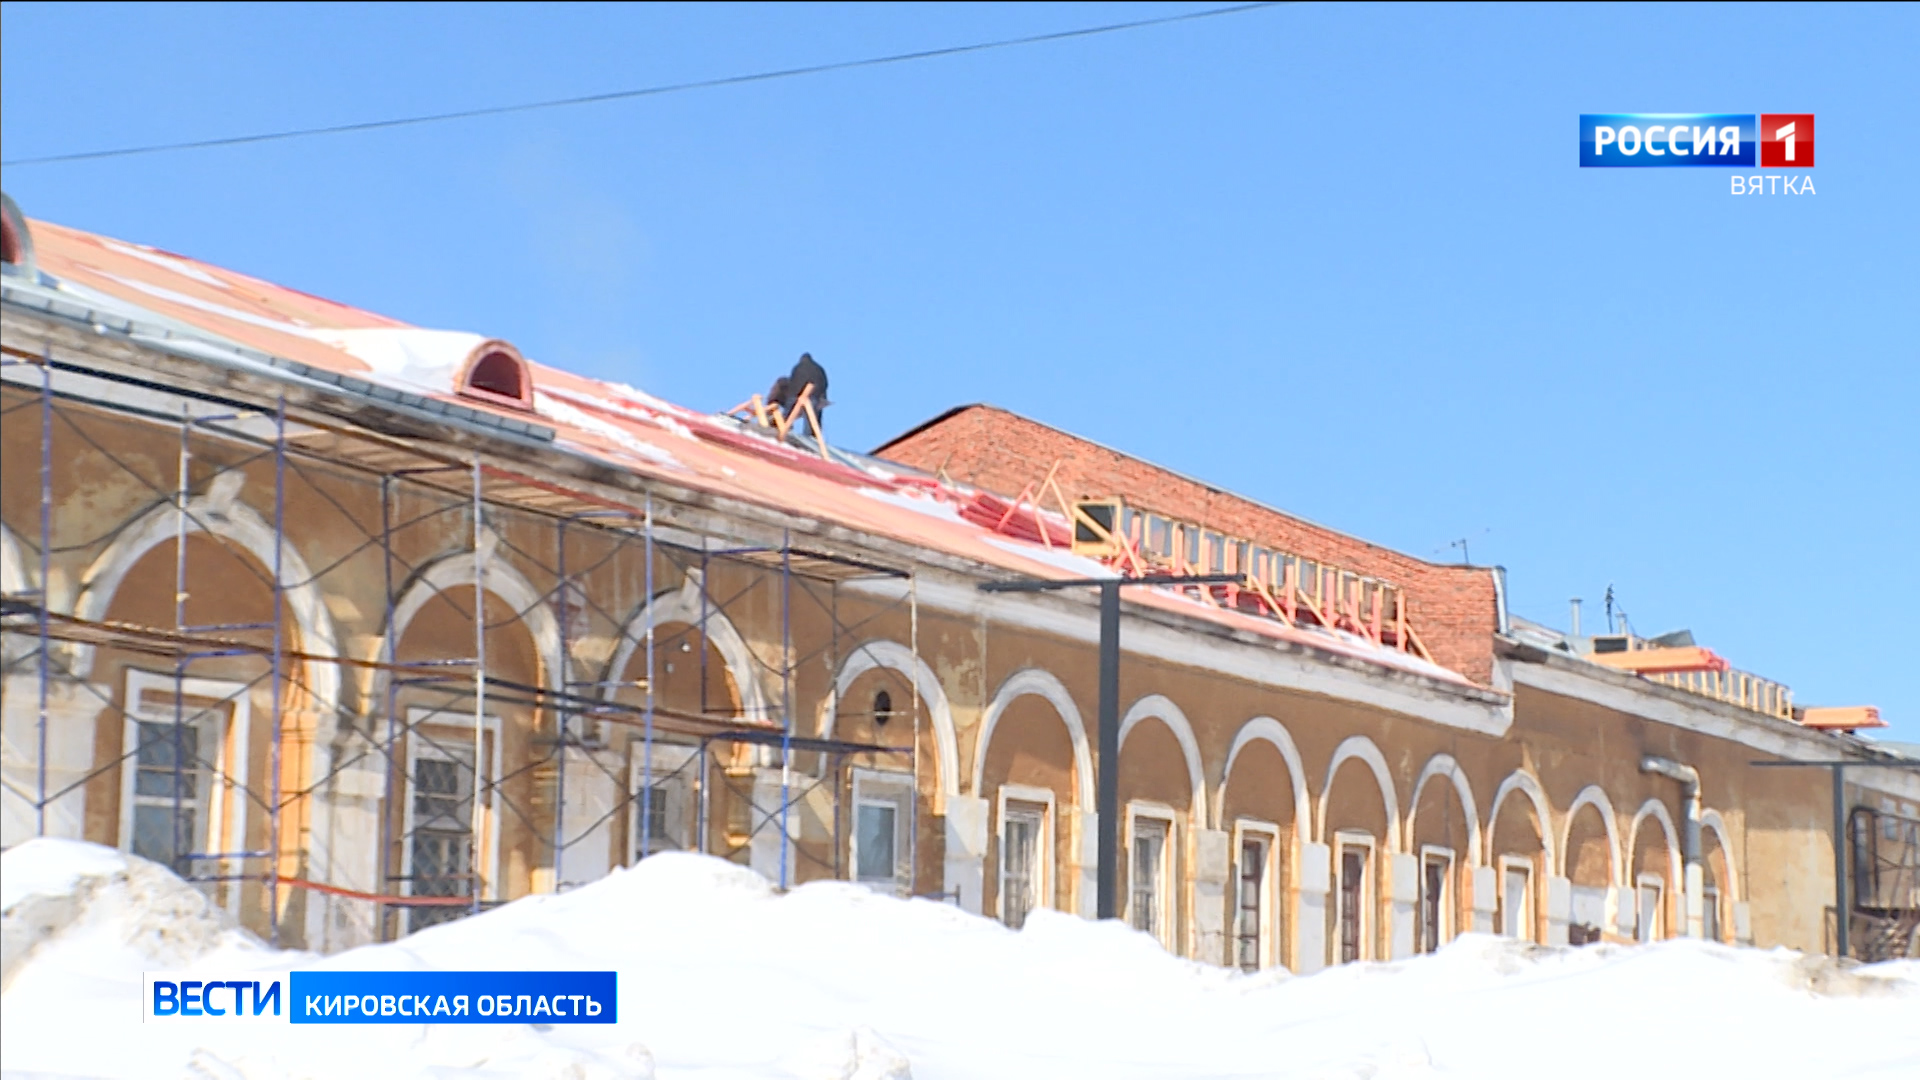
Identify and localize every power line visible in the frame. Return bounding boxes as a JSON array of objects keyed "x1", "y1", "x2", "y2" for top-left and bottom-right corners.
[{"x1": 3, "y1": 2, "x2": 1288, "y2": 168}]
